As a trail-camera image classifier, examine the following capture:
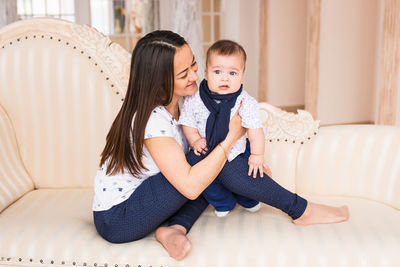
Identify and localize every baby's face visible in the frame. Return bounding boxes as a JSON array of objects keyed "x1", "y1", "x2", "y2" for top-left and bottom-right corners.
[{"x1": 205, "y1": 53, "x2": 244, "y2": 95}]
